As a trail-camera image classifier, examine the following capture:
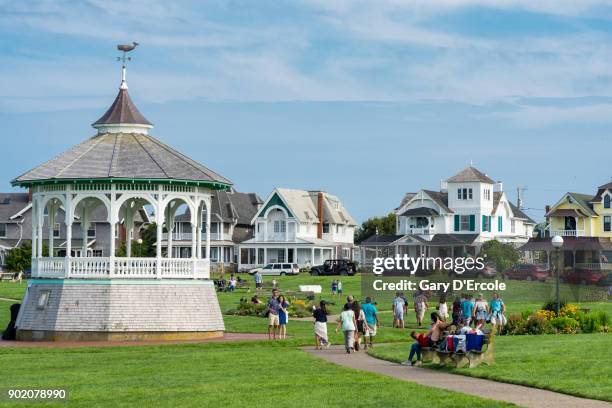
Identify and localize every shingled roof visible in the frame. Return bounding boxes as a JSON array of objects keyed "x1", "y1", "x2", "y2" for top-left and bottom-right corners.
[
  {"x1": 92, "y1": 88, "x2": 152, "y2": 126},
  {"x1": 12, "y1": 132, "x2": 232, "y2": 187},
  {"x1": 447, "y1": 166, "x2": 495, "y2": 184}
]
